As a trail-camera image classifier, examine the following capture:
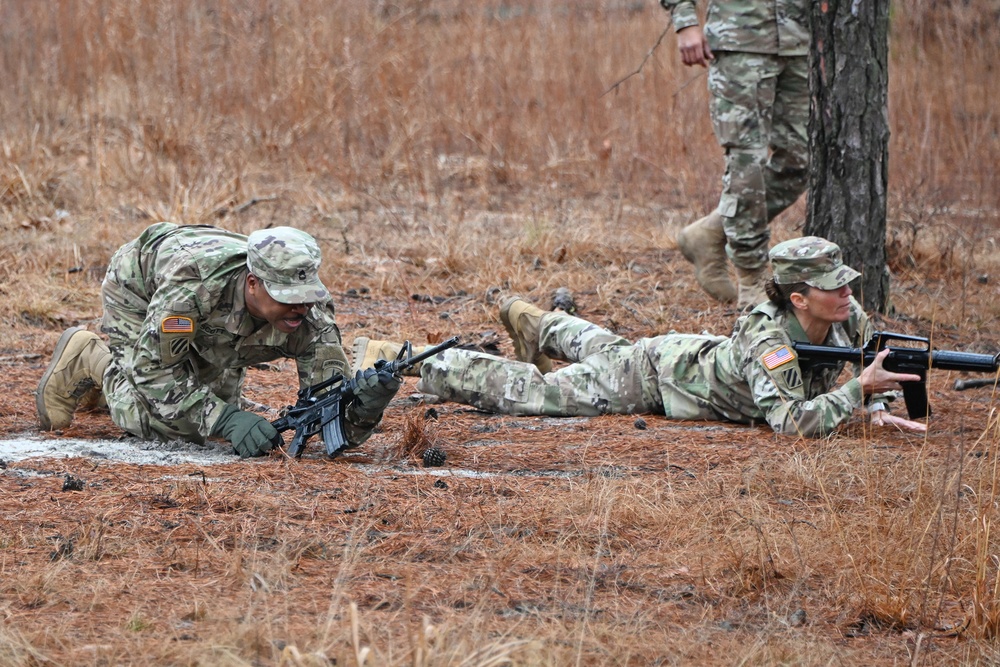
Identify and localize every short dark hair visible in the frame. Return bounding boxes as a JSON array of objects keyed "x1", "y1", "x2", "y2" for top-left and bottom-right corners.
[{"x1": 765, "y1": 278, "x2": 811, "y2": 309}]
